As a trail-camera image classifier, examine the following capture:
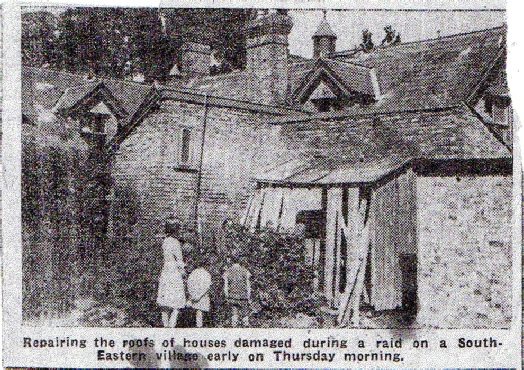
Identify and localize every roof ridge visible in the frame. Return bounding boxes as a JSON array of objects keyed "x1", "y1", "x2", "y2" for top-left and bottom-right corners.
[
  {"x1": 23, "y1": 65, "x2": 153, "y2": 88},
  {"x1": 159, "y1": 85, "x2": 306, "y2": 113},
  {"x1": 322, "y1": 57, "x2": 373, "y2": 70},
  {"x1": 333, "y1": 24, "x2": 506, "y2": 57}
]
